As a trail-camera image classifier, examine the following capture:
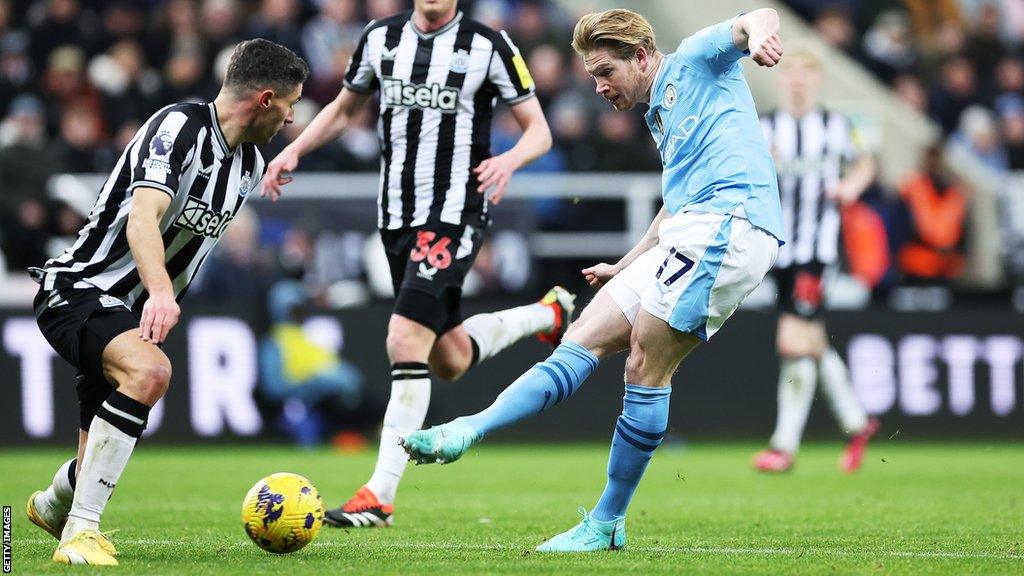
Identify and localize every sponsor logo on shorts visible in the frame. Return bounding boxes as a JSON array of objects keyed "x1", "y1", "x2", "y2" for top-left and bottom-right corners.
[{"x1": 416, "y1": 263, "x2": 438, "y2": 281}]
